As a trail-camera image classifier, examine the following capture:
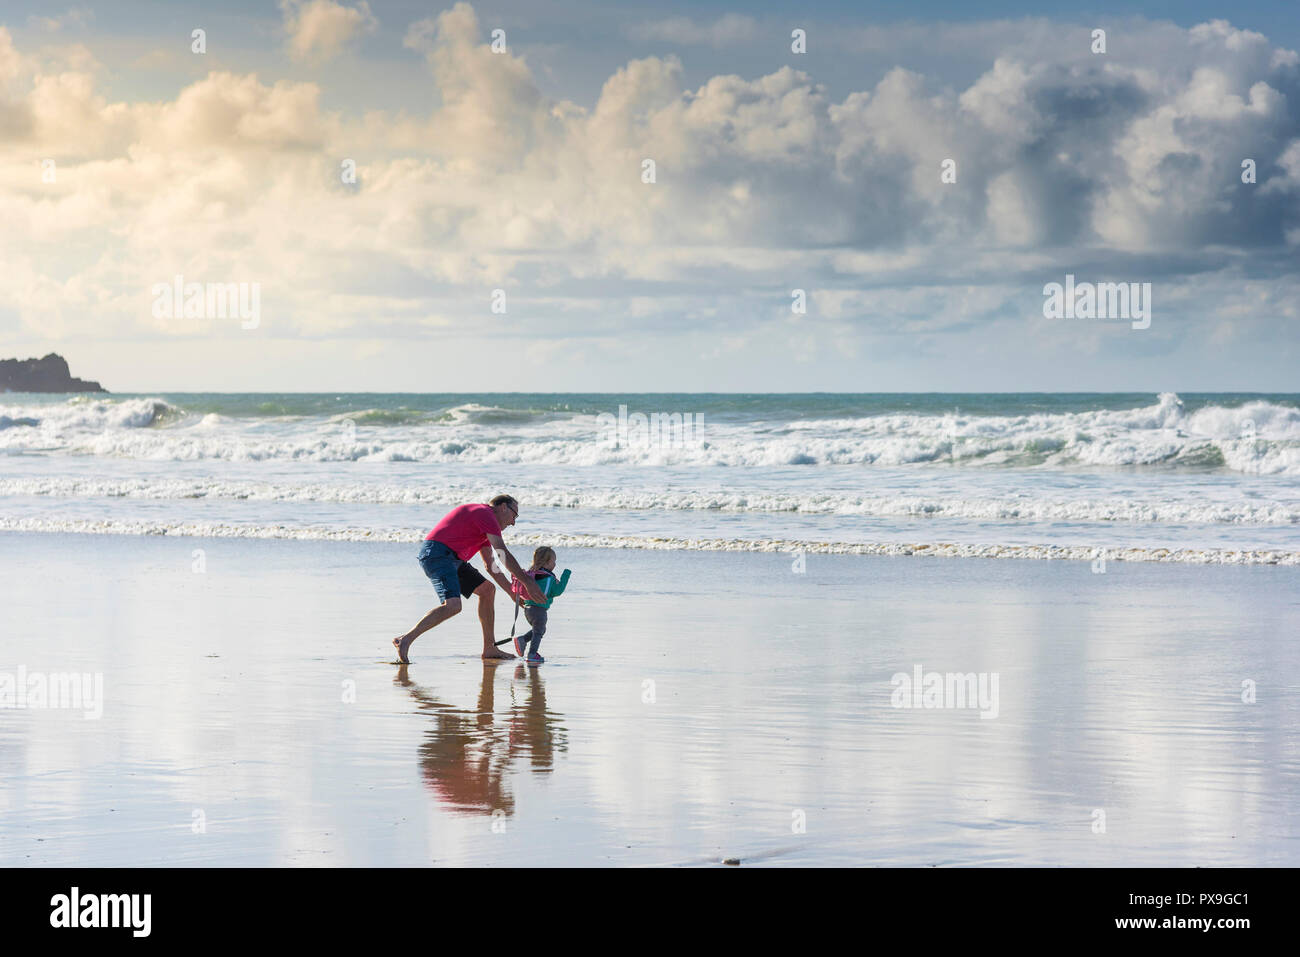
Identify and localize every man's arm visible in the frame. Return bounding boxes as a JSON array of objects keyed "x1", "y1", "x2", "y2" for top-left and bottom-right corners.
[
  {"x1": 478, "y1": 543, "x2": 517, "y2": 598},
  {"x1": 485, "y1": 534, "x2": 546, "y2": 602}
]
